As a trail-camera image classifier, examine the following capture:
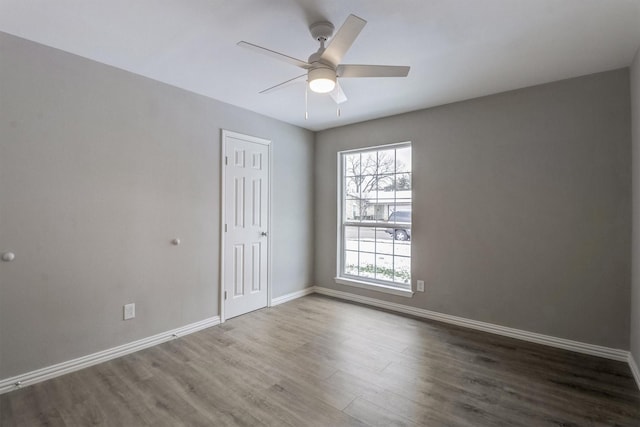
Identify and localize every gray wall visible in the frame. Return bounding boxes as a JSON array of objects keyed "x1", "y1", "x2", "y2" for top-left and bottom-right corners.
[
  {"x1": 631, "y1": 48, "x2": 640, "y2": 367},
  {"x1": 0, "y1": 32, "x2": 314, "y2": 379},
  {"x1": 315, "y1": 69, "x2": 631, "y2": 350}
]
